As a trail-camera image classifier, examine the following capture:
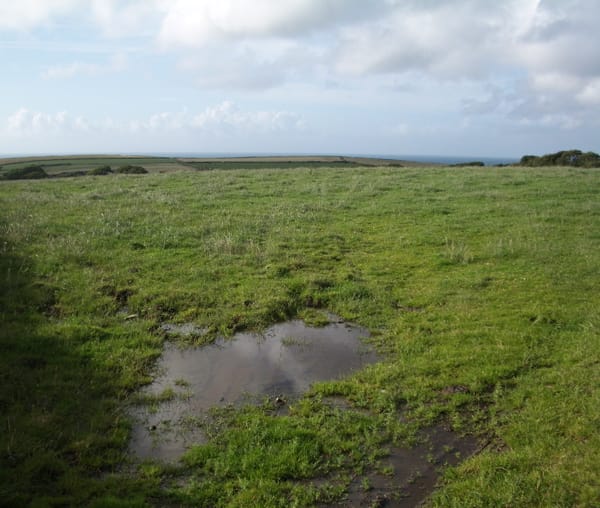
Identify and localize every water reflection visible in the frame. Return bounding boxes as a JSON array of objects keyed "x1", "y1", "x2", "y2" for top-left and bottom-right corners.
[{"x1": 130, "y1": 318, "x2": 376, "y2": 461}]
